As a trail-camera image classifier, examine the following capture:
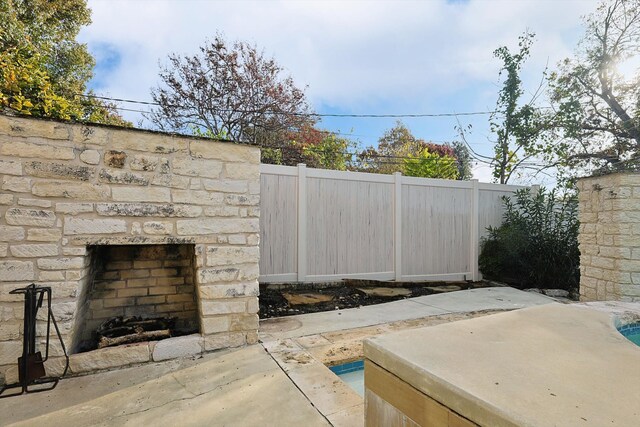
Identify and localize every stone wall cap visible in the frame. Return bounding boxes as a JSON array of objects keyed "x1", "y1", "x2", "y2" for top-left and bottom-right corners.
[{"x1": 0, "y1": 111, "x2": 259, "y2": 149}]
